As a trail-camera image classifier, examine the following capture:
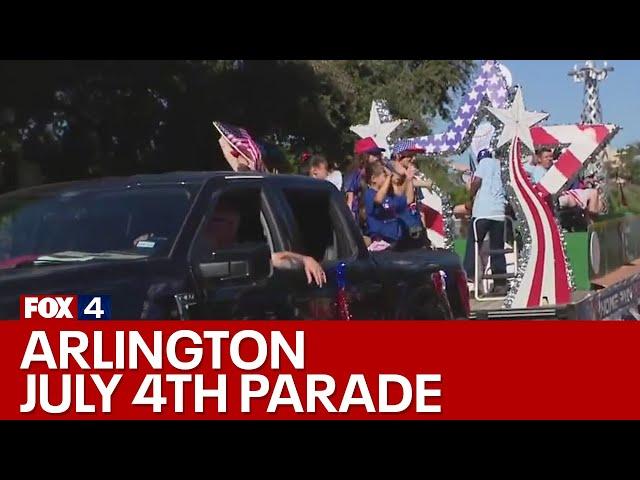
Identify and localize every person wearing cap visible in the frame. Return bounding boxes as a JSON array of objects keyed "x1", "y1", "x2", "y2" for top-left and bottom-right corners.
[
  {"x1": 391, "y1": 143, "x2": 434, "y2": 189},
  {"x1": 462, "y1": 148, "x2": 507, "y2": 294},
  {"x1": 345, "y1": 137, "x2": 386, "y2": 227},
  {"x1": 388, "y1": 144, "x2": 432, "y2": 248}
]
